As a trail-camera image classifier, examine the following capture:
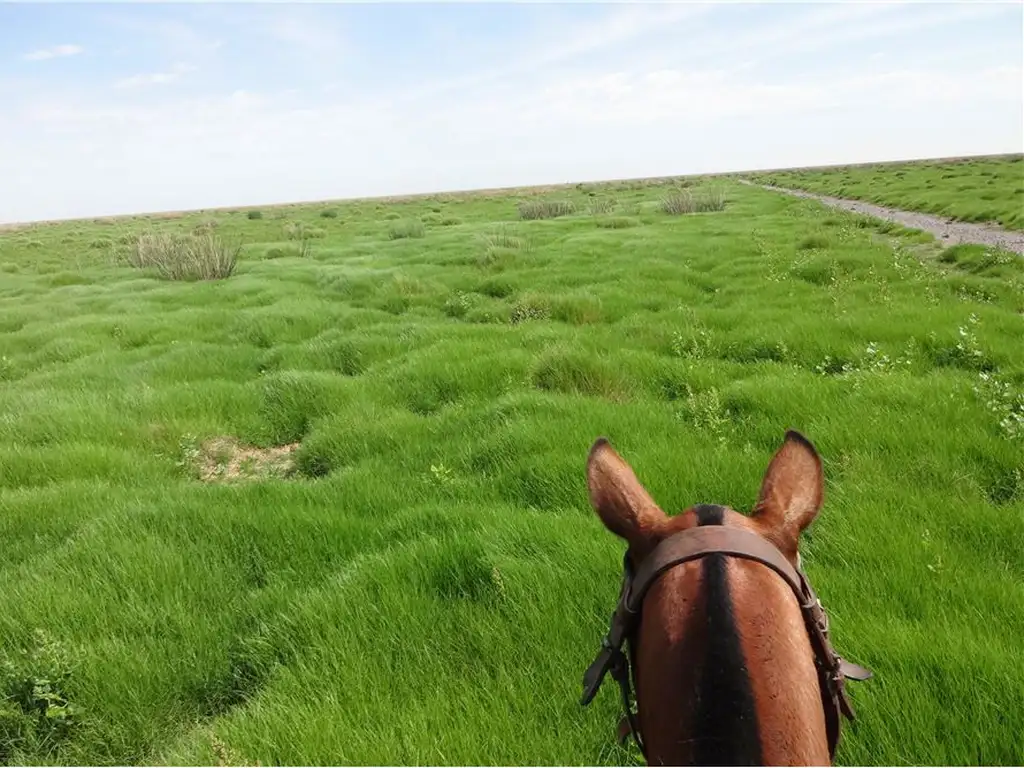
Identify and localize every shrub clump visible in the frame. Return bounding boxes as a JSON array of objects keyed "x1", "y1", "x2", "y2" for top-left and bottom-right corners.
[
  {"x1": 246, "y1": 210, "x2": 263, "y2": 220},
  {"x1": 124, "y1": 231, "x2": 240, "y2": 281},
  {"x1": 517, "y1": 199, "x2": 576, "y2": 220}
]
